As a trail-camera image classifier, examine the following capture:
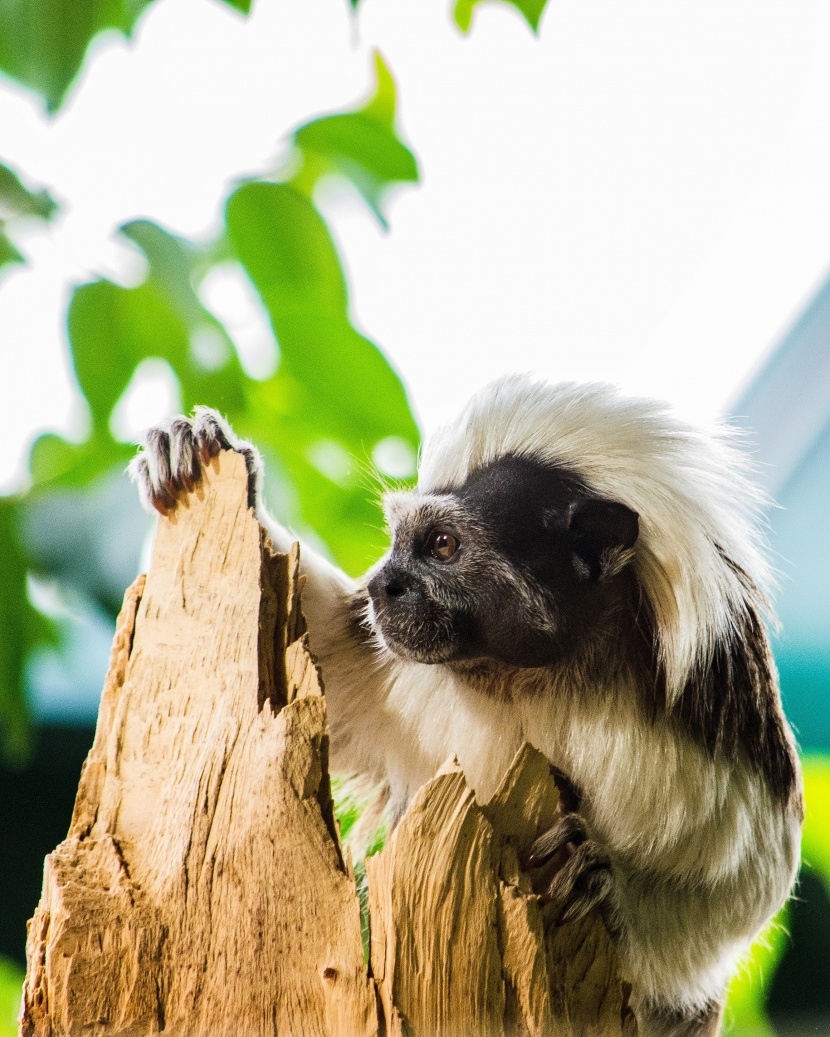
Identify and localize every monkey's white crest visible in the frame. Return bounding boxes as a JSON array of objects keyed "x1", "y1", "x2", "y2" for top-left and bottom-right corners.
[{"x1": 418, "y1": 374, "x2": 776, "y2": 705}]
